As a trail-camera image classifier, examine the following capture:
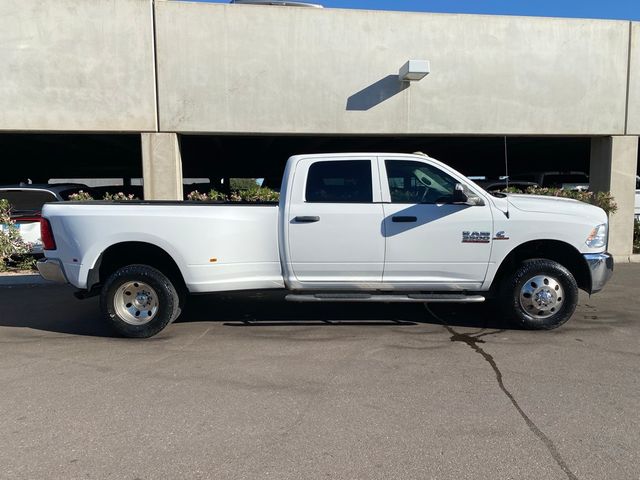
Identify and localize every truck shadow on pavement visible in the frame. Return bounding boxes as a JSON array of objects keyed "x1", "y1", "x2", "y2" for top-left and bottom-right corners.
[
  {"x1": 178, "y1": 292, "x2": 514, "y2": 330},
  {"x1": 0, "y1": 285, "x2": 516, "y2": 338},
  {"x1": 0, "y1": 285, "x2": 112, "y2": 337}
]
